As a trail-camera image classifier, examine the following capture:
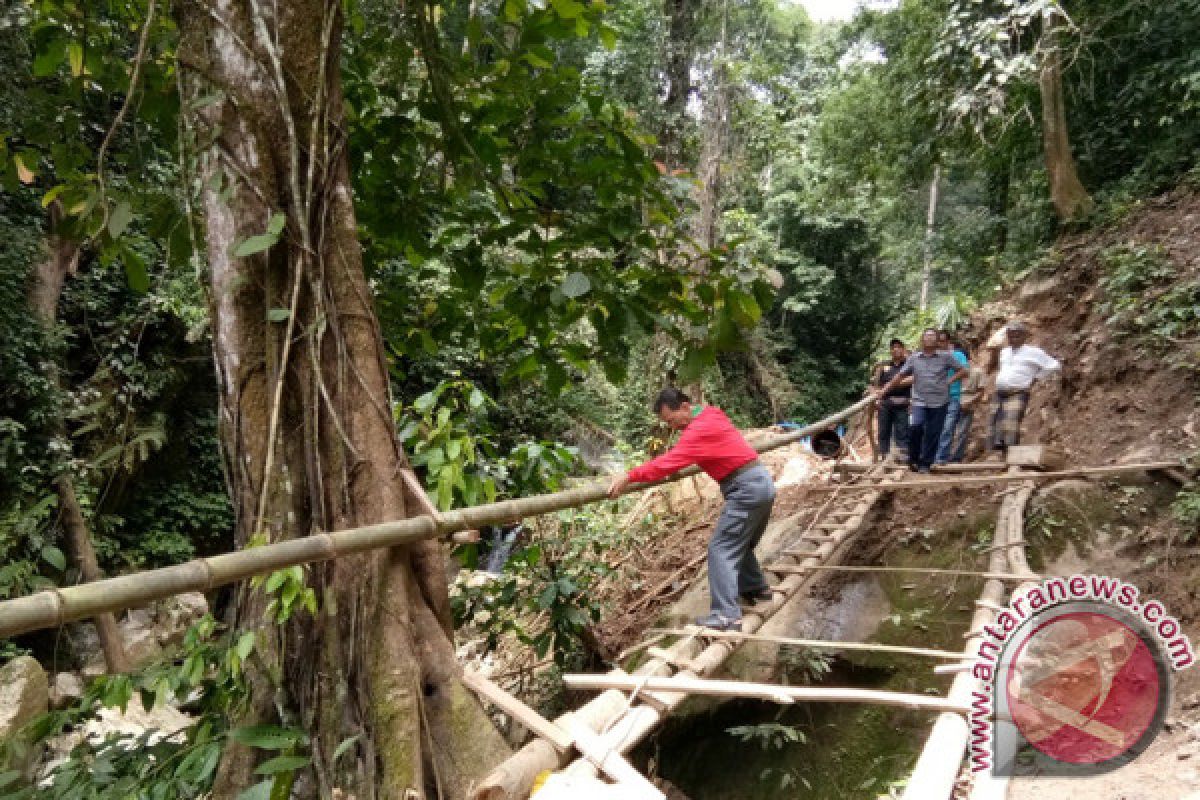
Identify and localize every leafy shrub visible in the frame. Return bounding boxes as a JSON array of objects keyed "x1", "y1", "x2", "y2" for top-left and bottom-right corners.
[{"x1": 1099, "y1": 242, "x2": 1199, "y2": 360}]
